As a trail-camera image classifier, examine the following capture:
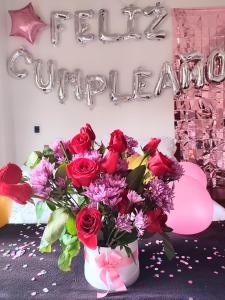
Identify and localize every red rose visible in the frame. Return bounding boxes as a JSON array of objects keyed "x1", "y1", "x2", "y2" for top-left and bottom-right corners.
[
  {"x1": 0, "y1": 163, "x2": 32, "y2": 205},
  {"x1": 66, "y1": 158, "x2": 99, "y2": 187},
  {"x1": 145, "y1": 208, "x2": 167, "y2": 233},
  {"x1": 148, "y1": 151, "x2": 173, "y2": 177},
  {"x1": 116, "y1": 198, "x2": 131, "y2": 214},
  {"x1": 108, "y1": 130, "x2": 127, "y2": 153},
  {"x1": 80, "y1": 123, "x2": 96, "y2": 141},
  {"x1": 101, "y1": 151, "x2": 119, "y2": 174},
  {"x1": 68, "y1": 133, "x2": 91, "y2": 154},
  {"x1": 0, "y1": 182, "x2": 32, "y2": 205},
  {"x1": 143, "y1": 138, "x2": 161, "y2": 156},
  {"x1": 76, "y1": 207, "x2": 102, "y2": 249}
]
